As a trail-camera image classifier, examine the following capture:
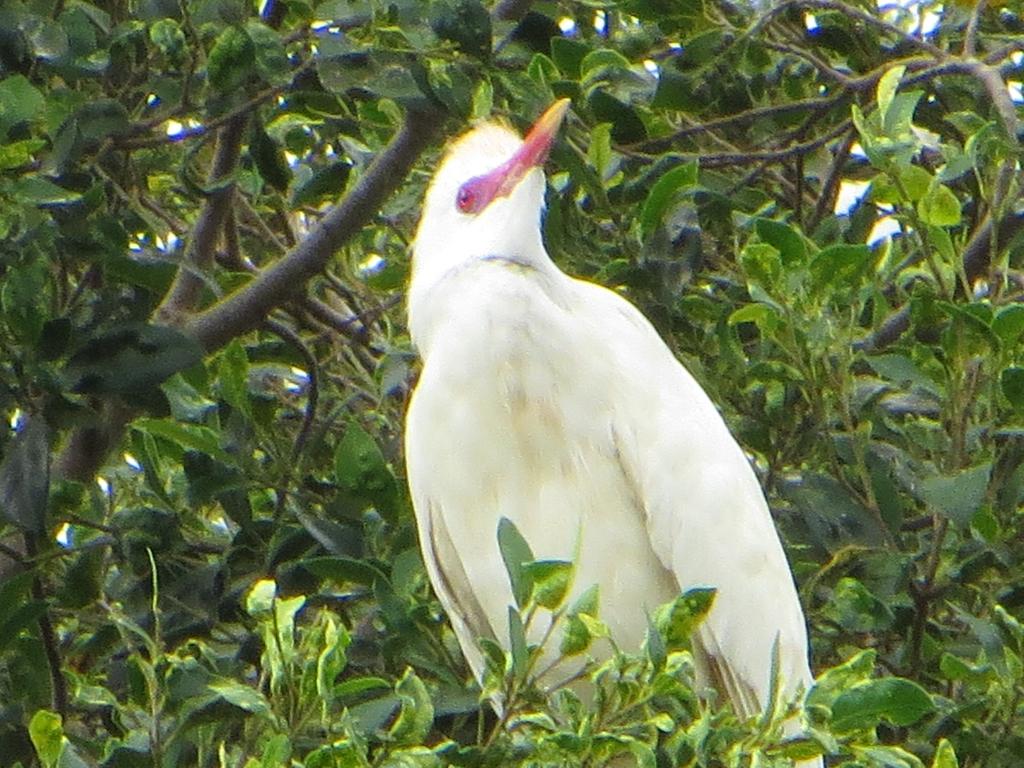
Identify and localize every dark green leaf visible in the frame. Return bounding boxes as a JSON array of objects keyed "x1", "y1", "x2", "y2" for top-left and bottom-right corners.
[
  {"x1": 291, "y1": 160, "x2": 352, "y2": 207},
  {"x1": 992, "y1": 305, "x2": 1024, "y2": 346},
  {"x1": 654, "y1": 588, "x2": 715, "y2": 651},
  {"x1": 831, "y1": 677, "x2": 934, "y2": 732},
  {"x1": 586, "y1": 90, "x2": 647, "y2": 143},
  {"x1": 755, "y1": 218, "x2": 806, "y2": 264},
  {"x1": 217, "y1": 339, "x2": 250, "y2": 416},
  {"x1": 302, "y1": 556, "x2": 386, "y2": 586},
  {"x1": 639, "y1": 161, "x2": 697, "y2": 237},
  {"x1": 919, "y1": 464, "x2": 991, "y2": 527},
  {"x1": 250, "y1": 119, "x2": 292, "y2": 192},
  {"x1": 207, "y1": 26, "x2": 255, "y2": 92},
  {"x1": 550, "y1": 38, "x2": 589, "y2": 78},
  {"x1": 431, "y1": 0, "x2": 491, "y2": 60},
  {"x1": 1002, "y1": 367, "x2": 1024, "y2": 411},
  {"x1": 0, "y1": 75, "x2": 45, "y2": 138},
  {"x1": 64, "y1": 324, "x2": 204, "y2": 395},
  {"x1": 497, "y1": 517, "x2": 535, "y2": 609},
  {"x1": 809, "y1": 244, "x2": 873, "y2": 288},
  {"x1": 508, "y1": 606, "x2": 528, "y2": 682},
  {"x1": 245, "y1": 21, "x2": 290, "y2": 86}
]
